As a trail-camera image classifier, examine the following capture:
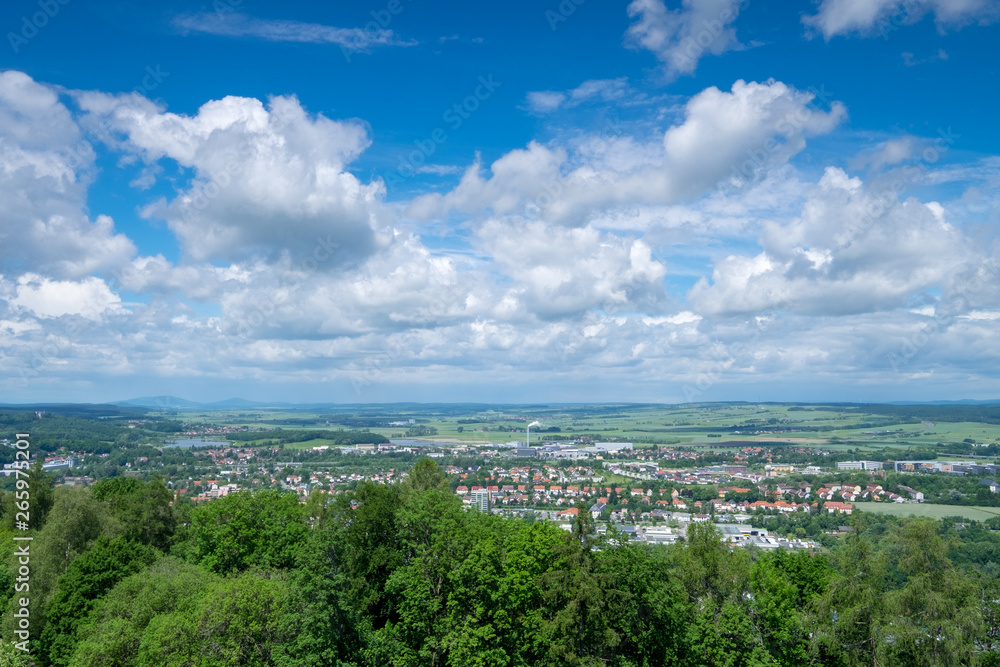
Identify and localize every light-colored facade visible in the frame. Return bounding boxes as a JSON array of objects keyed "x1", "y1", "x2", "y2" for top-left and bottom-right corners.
[
  {"x1": 836, "y1": 461, "x2": 883, "y2": 471},
  {"x1": 471, "y1": 490, "x2": 491, "y2": 512}
]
